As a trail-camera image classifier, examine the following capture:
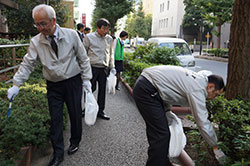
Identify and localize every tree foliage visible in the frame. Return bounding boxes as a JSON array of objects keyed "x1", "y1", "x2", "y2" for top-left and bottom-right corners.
[
  {"x1": 125, "y1": 2, "x2": 152, "y2": 40},
  {"x1": 3, "y1": 0, "x2": 70, "y2": 39},
  {"x1": 183, "y1": 0, "x2": 203, "y2": 29},
  {"x1": 91, "y1": 0, "x2": 133, "y2": 34},
  {"x1": 183, "y1": 0, "x2": 234, "y2": 48}
]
